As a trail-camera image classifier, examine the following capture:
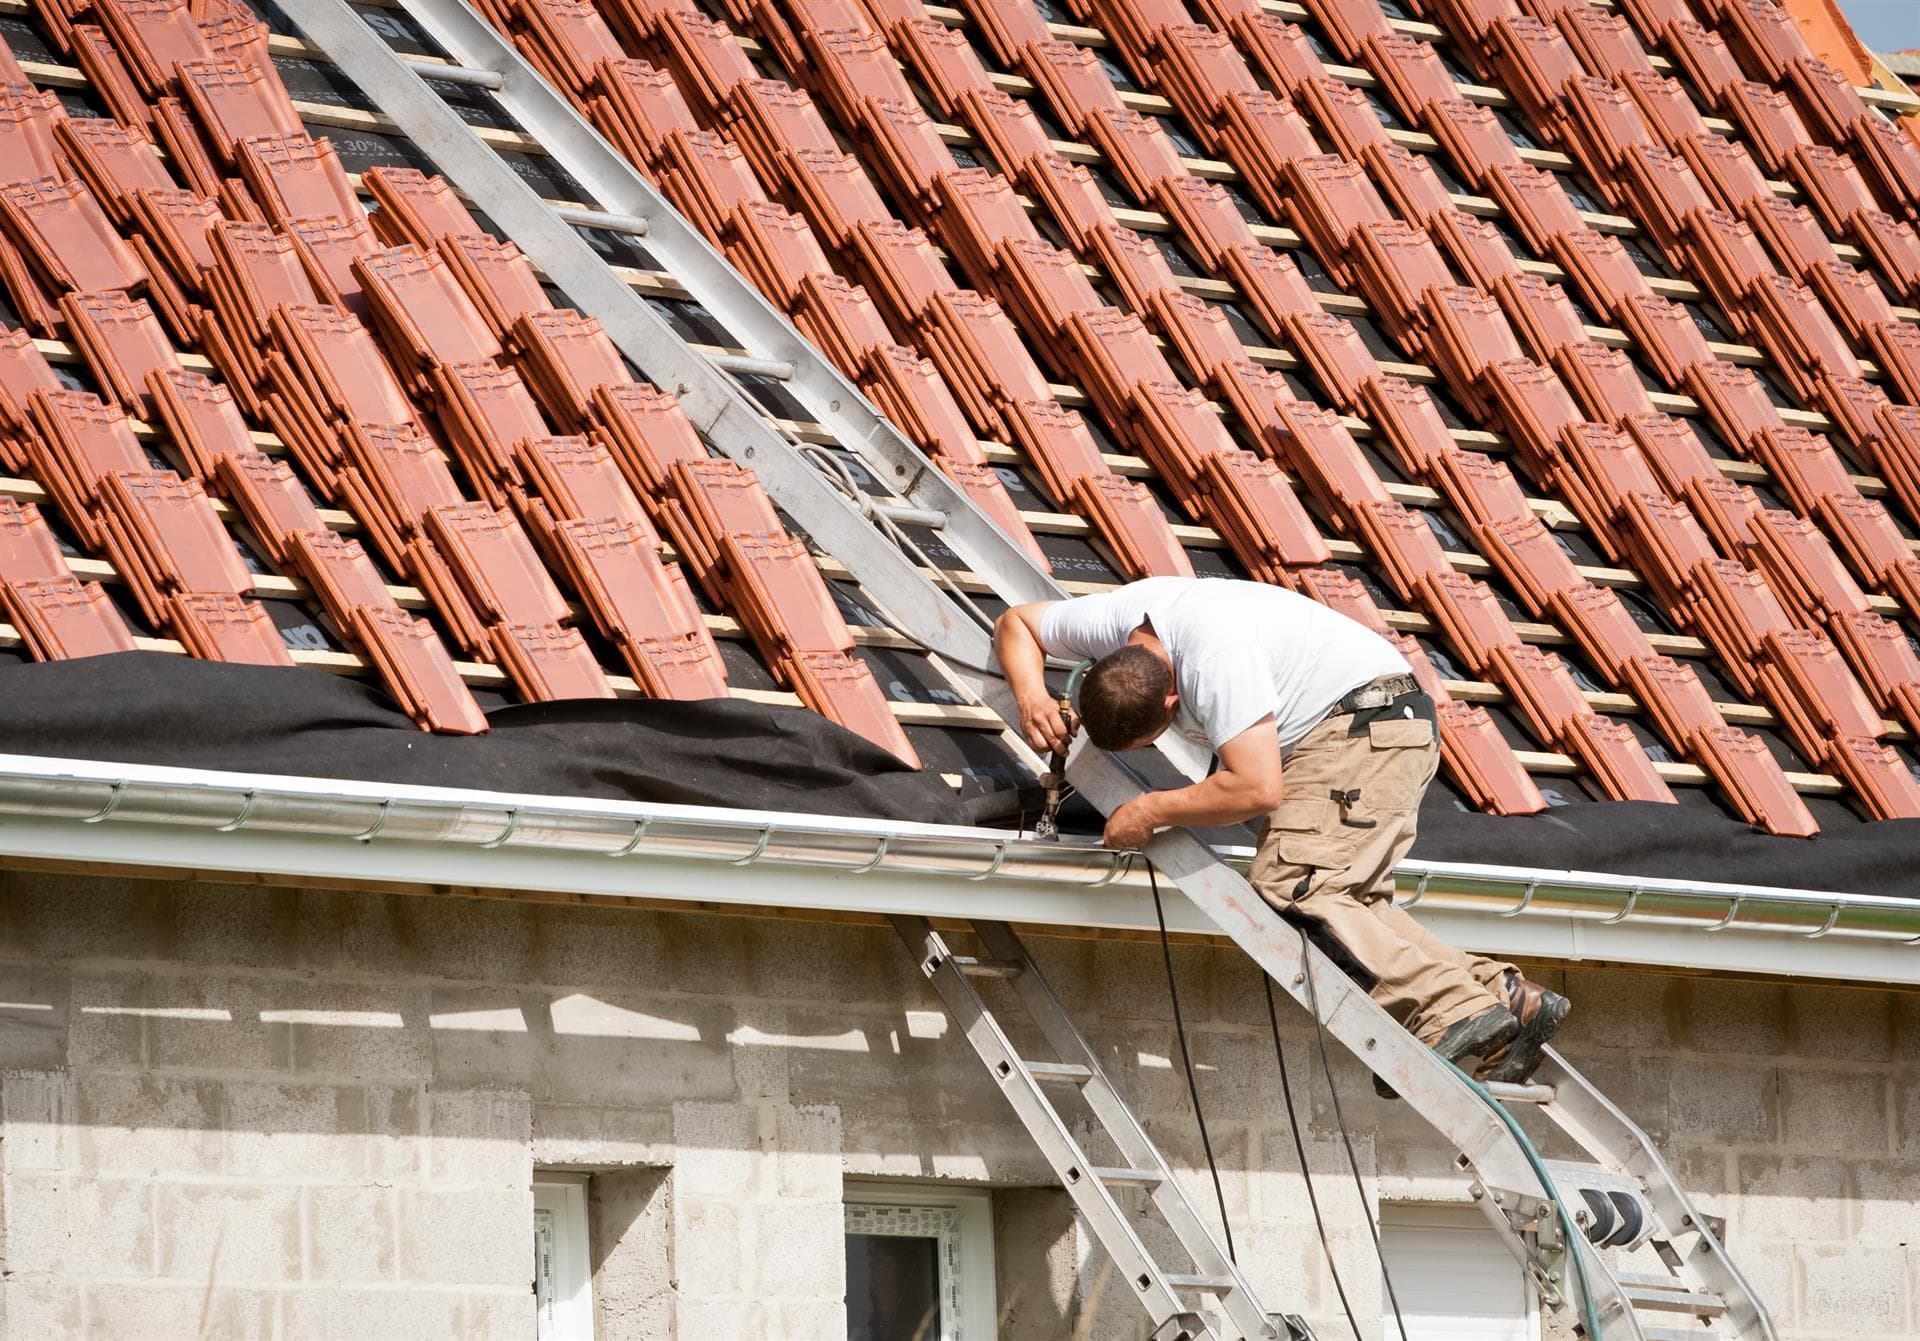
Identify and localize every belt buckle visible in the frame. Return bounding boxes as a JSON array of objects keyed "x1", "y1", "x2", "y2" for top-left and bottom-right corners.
[{"x1": 1352, "y1": 684, "x2": 1388, "y2": 711}]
